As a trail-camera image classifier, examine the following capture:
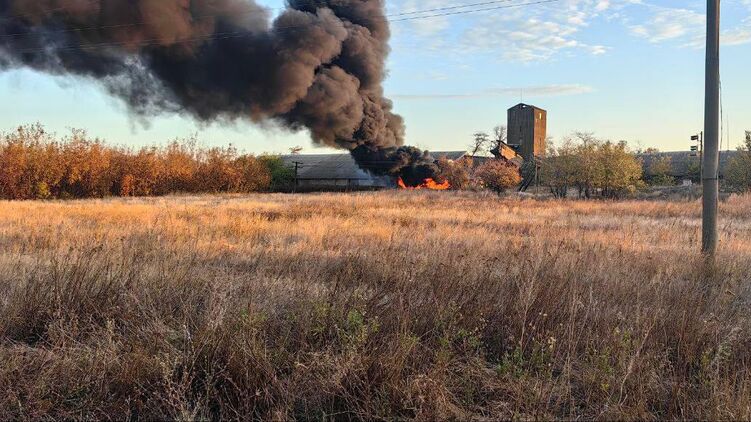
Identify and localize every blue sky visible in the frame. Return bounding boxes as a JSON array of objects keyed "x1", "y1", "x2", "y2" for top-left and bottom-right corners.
[{"x1": 0, "y1": 0, "x2": 749, "y2": 154}]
